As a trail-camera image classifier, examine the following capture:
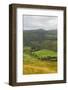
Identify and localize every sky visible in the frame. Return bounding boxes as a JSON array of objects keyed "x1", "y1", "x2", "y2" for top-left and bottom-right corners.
[{"x1": 23, "y1": 15, "x2": 58, "y2": 30}]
